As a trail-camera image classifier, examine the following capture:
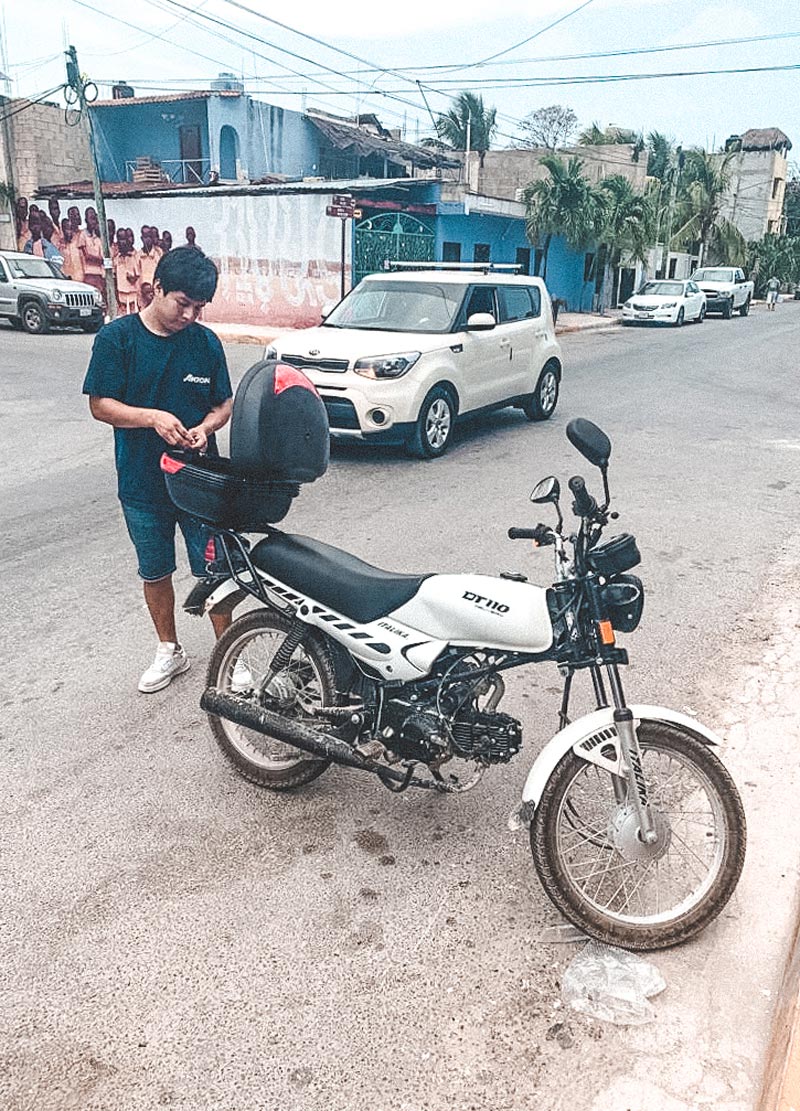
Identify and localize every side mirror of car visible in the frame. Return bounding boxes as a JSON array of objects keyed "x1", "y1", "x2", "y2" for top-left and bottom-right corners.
[
  {"x1": 466, "y1": 312, "x2": 496, "y2": 331},
  {"x1": 320, "y1": 302, "x2": 336, "y2": 321}
]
